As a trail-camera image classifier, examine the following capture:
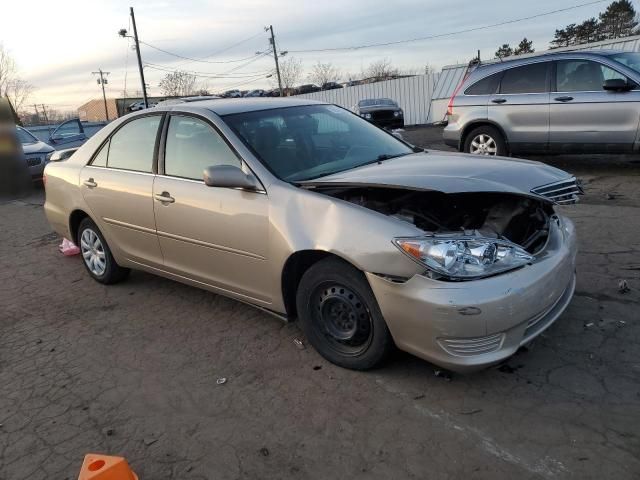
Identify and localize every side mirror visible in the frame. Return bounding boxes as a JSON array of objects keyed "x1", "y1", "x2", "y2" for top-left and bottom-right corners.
[
  {"x1": 203, "y1": 164, "x2": 258, "y2": 190},
  {"x1": 50, "y1": 135, "x2": 62, "y2": 142},
  {"x1": 603, "y1": 78, "x2": 633, "y2": 91}
]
